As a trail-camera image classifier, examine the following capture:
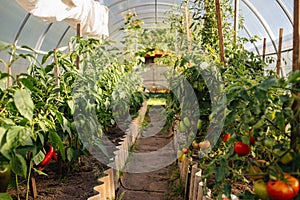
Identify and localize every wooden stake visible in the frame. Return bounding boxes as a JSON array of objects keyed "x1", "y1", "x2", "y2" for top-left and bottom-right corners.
[
  {"x1": 185, "y1": 0, "x2": 192, "y2": 51},
  {"x1": 76, "y1": 23, "x2": 81, "y2": 69},
  {"x1": 233, "y1": 0, "x2": 239, "y2": 44},
  {"x1": 7, "y1": 61, "x2": 12, "y2": 88},
  {"x1": 53, "y1": 49, "x2": 60, "y2": 86},
  {"x1": 192, "y1": 170, "x2": 202, "y2": 200},
  {"x1": 30, "y1": 176, "x2": 38, "y2": 199},
  {"x1": 215, "y1": 0, "x2": 226, "y2": 67},
  {"x1": 291, "y1": 0, "x2": 300, "y2": 152},
  {"x1": 262, "y1": 38, "x2": 267, "y2": 62},
  {"x1": 68, "y1": 41, "x2": 73, "y2": 52},
  {"x1": 276, "y1": 28, "x2": 283, "y2": 76},
  {"x1": 188, "y1": 164, "x2": 199, "y2": 200}
]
